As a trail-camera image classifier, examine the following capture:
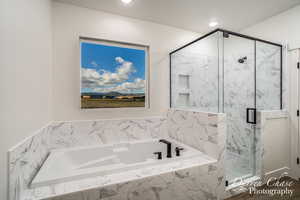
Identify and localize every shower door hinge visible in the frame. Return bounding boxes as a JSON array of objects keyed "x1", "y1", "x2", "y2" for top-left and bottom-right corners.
[
  {"x1": 297, "y1": 62, "x2": 300, "y2": 69},
  {"x1": 225, "y1": 180, "x2": 229, "y2": 187},
  {"x1": 223, "y1": 32, "x2": 229, "y2": 38},
  {"x1": 297, "y1": 110, "x2": 299, "y2": 117},
  {"x1": 297, "y1": 157, "x2": 300, "y2": 165}
]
